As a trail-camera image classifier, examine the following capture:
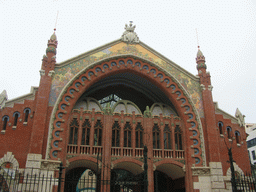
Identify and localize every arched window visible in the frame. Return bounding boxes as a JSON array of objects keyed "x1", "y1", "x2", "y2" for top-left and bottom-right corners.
[
  {"x1": 227, "y1": 127, "x2": 232, "y2": 139},
  {"x1": 112, "y1": 121, "x2": 120, "y2": 147},
  {"x1": 69, "y1": 118, "x2": 79, "y2": 145},
  {"x1": 81, "y1": 119, "x2": 91, "y2": 145},
  {"x1": 13, "y1": 112, "x2": 20, "y2": 127},
  {"x1": 2, "y1": 116, "x2": 9, "y2": 130},
  {"x1": 23, "y1": 108, "x2": 31, "y2": 123},
  {"x1": 94, "y1": 120, "x2": 103, "y2": 146},
  {"x1": 235, "y1": 131, "x2": 240, "y2": 144},
  {"x1": 218, "y1": 122, "x2": 223, "y2": 135},
  {"x1": 164, "y1": 124, "x2": 172, "y2": 149},
  {"x1": 135, "y1": 122, "x2": 143, "y2": 148},
  {"x1": 124, "y1": 122, "x2": 132, "y2": 148},
  {"x1": 175, "y1": 126, "x2": 182, "y2": 150},
  {"x1": 153, "y1": 123, "x2": 160, "y2": 149}
]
